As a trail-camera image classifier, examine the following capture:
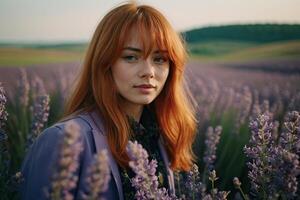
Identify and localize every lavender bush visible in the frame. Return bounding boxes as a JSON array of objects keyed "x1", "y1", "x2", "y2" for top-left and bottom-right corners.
[
  {"x1": 244, "y1": 111, "x2": 300, "y2": 199},
  {"x1": 0, "y1": 58, "x2": 299, "y2": 199}
]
